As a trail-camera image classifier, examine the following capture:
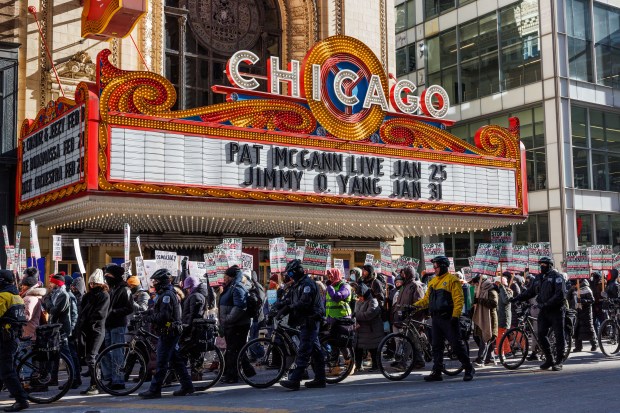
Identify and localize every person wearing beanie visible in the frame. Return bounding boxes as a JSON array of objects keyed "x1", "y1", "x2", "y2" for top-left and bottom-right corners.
[
  {"x1": 76, "y1": 269, "x2": 110, "y2": 395},
  {"x1": 392, "y1": 265, "x2": 425, "y2": 370},
  {"x1": 101, "y1": 264, "x2": 133, "y2": 390},
  {"x1": 71, "y1": 277, "x2": 86, "y2": 308},
  {"x1": 23, "y1": 267, "x2": 38, "y2": 280},
  {"x1": 126, "y1": 276, "x2": 149, "y2": 313},
  {"x1": 349, "y1": 267, "x2": 362, "y2": 283},
  {"x1": 353, "y1": 283, "x2": 383, "y2": 373},
  {"x1": 0, "y1": 269, "x2": 30, "y2": 412},
  {"x1": 43, "y1": 273, "x2": 81, "y2": 388}
]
